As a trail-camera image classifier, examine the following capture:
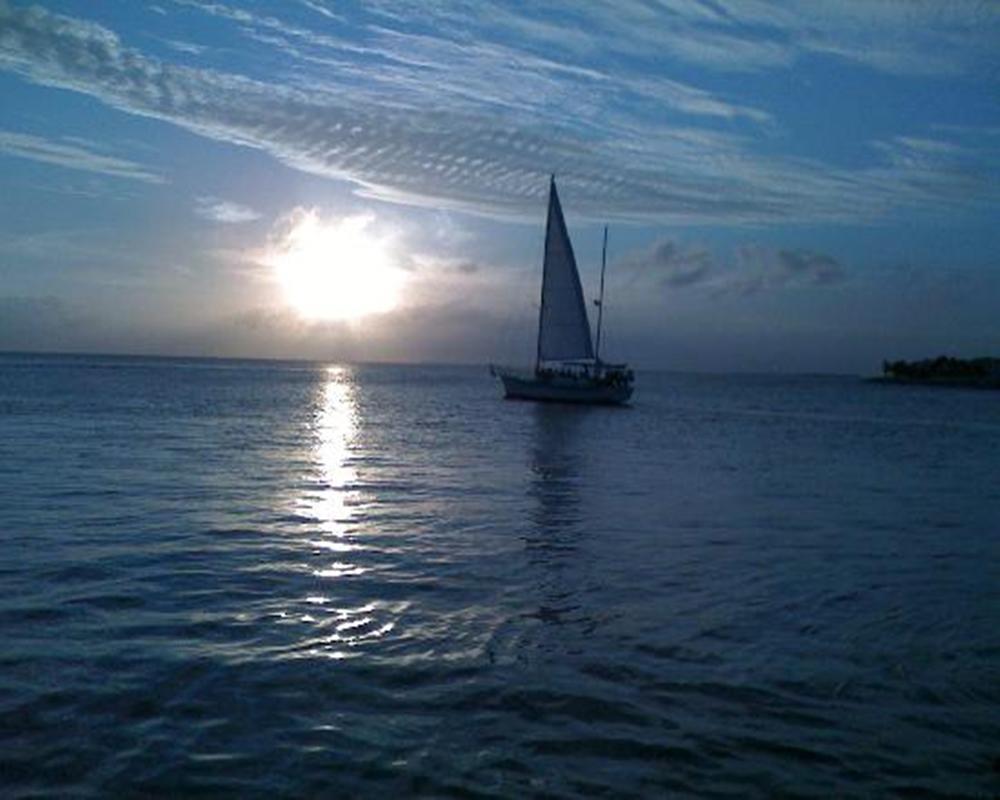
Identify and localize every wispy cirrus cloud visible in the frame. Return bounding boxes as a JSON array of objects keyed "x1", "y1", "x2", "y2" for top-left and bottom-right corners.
[
  {"x1": 296, "y1": 0, "x2": 342, "y2": 22},
  {"x1": 491, "y1": 0, "x2": 998, "y2": 76},
  {"x1": 349, "y1": 1, "x2": 997, "y2": 76},
  {"x1": 1, "y1": 1, "x2": 996, "y2": 225},
  {"x1": 162, "y1": 38, "x2": 207, "y2": 55},
  {"x1": 0, "y1": 129, "x2": 164, "y2": 184},
  {"x1": 867, "y1": 135, "x2": 995, "y2": 209},
  {"x1": 178, "y1": 0, "x2": 771, "y2": 127}
]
